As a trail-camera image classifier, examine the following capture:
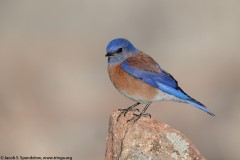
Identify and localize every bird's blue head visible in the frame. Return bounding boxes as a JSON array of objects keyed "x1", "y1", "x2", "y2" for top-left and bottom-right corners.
[{"x1": 105, "y1": 38, "x2": 139, "y2": 64}]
